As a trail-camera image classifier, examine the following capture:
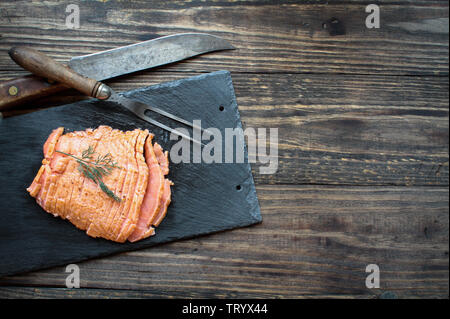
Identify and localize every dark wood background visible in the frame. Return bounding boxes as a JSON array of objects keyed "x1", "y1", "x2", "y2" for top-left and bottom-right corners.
[{"x1": 0, "y1": 0, "x2": 448, "y2": 298}]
